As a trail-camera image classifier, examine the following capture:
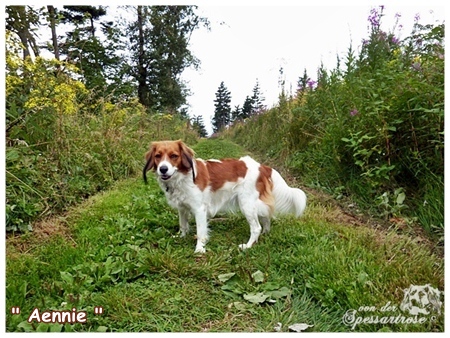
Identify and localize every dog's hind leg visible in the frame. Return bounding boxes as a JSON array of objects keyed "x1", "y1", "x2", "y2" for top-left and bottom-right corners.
[
  {"x1": 238, "y1": 199, "x2": 262, "y2": 250},
  {"x1": 260, "y1": 216, "x2": 271, "y2": 234}
]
